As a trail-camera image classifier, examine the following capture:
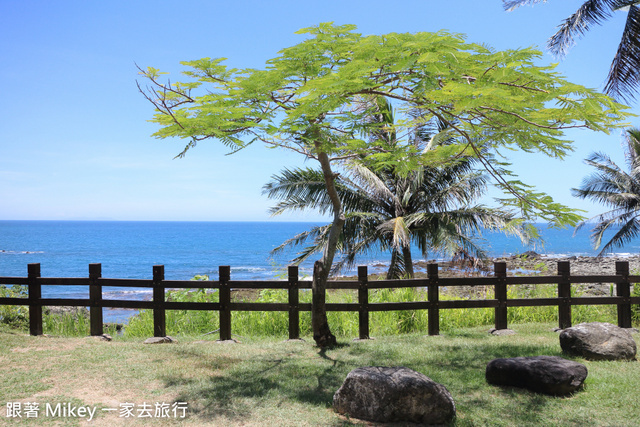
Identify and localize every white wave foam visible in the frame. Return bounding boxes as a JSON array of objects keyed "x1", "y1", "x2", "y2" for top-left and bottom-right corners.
[{"x1": 232, "y1": 266, "x2": 268, "y2": 273}]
